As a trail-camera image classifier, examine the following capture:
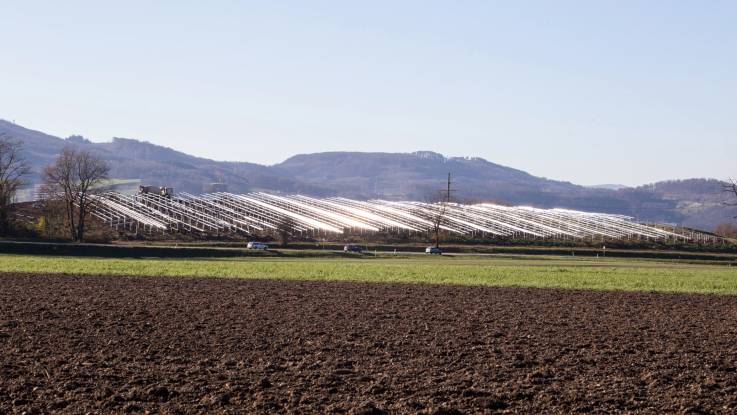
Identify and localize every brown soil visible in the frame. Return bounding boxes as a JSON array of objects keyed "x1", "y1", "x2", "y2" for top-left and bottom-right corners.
[{"x1": 2, "y1": 273, "x2": 737, "y2": 414}]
